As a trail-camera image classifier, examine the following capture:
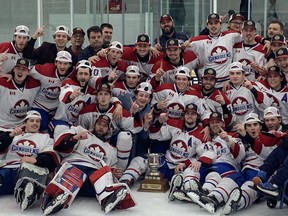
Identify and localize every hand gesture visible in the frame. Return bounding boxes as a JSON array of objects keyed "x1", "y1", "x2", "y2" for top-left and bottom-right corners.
[
  {"x1": 108, "y1": 67, "x2": 118, "y2": 82},
  {"x1": 154, "y1": 38, "x2": 162, "y2": 51},
  {"x1": 215, "y1": 94, "x2": 225, "y2": 105},
  {"x1": 155, "y1": 62, "x2": 164, "y2": 81},
  {"x1": 130, "y1": 97, "x2": 140, "y2": 114},
  {"x1": 149, "y1": 46, "x2": 161, "y2": 58},
  {"x1": 158, "y1": 112, "x2": 168, "y2": 124},
  {"x1": 201, "y1": 125, "x2": 211, "y2": 142},
  {"x1": 156, "y1": 98, "x2": 169, "y2": 110},
  {"x1": 234, "y1": 123, "x2": 246, "y2": 136},
  {"x1": 32, "y1": 24, "x2": 46, "y2": 39},
  {"x1": 0, "y1": 48, "x2": 9, "y2": 65},
  {"x1": 243, "y1": 78, "x2": 253, "y2": 90},
  {"x1": 73, "y1": 130, "x2": 89, "y2": 140},
  {"x1": 144, "y1": 108, "x2": 154, "y2": 126},
  {"x1": 218, "y1": 126, "x2": 229, "y2": 142},
  {"x1": 10, "y1": 125, "x2": 25, "y2": 137},
  {"x1": 69, "y1": 87, "x2": 81, "y2": 100}
]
